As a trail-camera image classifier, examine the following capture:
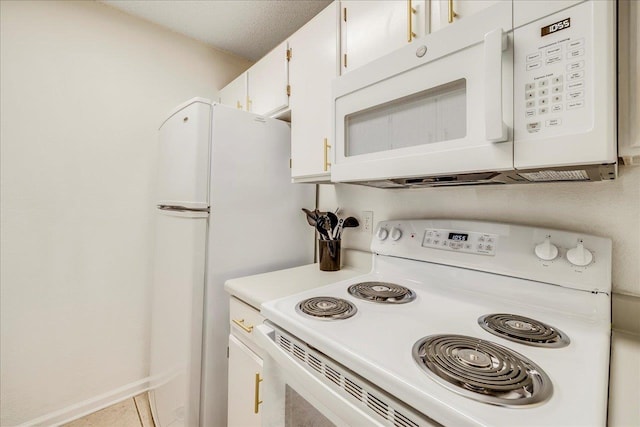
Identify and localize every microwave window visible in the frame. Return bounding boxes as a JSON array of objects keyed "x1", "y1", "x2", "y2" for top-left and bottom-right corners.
[{"x1": 346, "y1": 79, "x2": 467, "y2": 157}]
